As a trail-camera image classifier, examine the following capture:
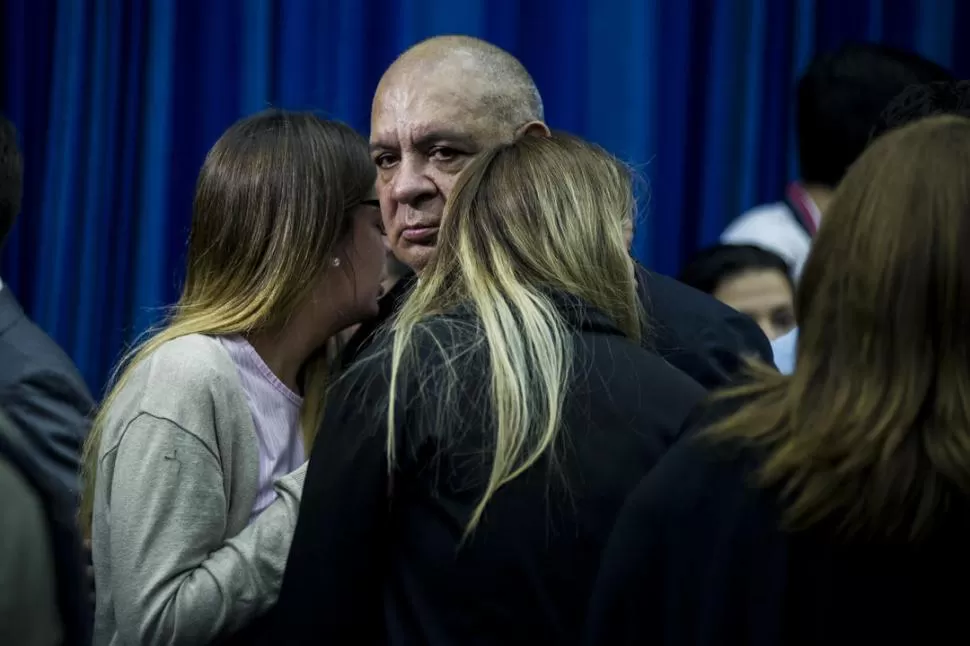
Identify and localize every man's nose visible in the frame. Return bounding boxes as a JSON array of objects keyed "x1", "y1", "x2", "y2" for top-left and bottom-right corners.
[{"x1": 390, "y1": 157, "x2": 437, "y2": 205}]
